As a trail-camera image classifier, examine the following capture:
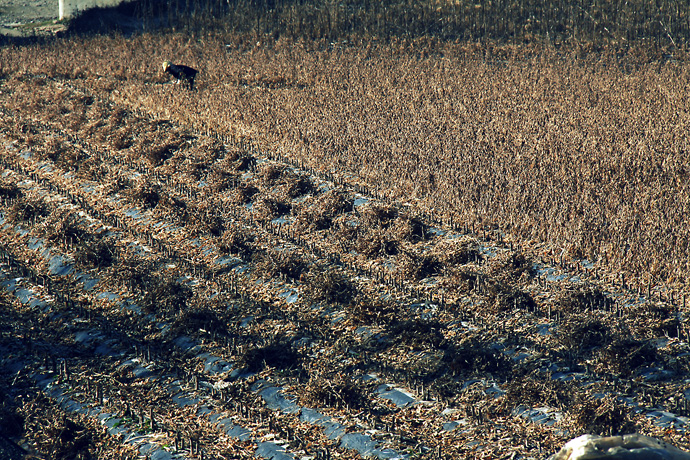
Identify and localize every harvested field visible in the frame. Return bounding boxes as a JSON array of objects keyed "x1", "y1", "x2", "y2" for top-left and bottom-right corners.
[{"x1": 2, "y1": 3, "x2": 690, "y2": 459}]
